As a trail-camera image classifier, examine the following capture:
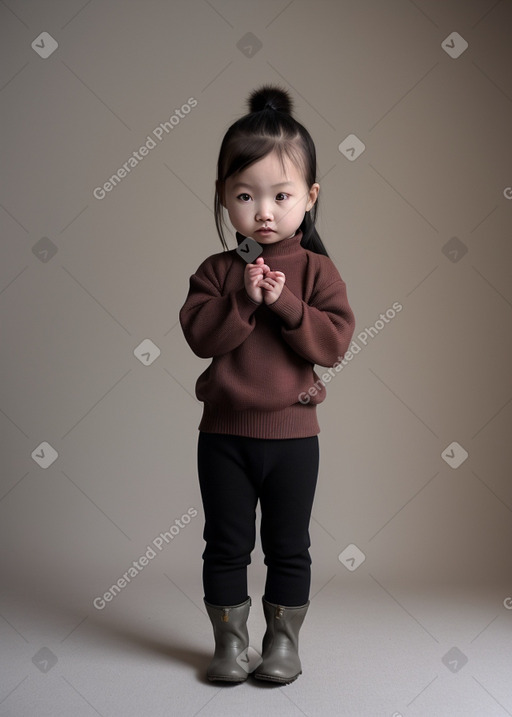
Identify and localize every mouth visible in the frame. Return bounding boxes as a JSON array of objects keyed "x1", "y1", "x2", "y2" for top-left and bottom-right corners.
[{"x1": 256, "y1": 228, "x2": 275, "y2": 234}]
